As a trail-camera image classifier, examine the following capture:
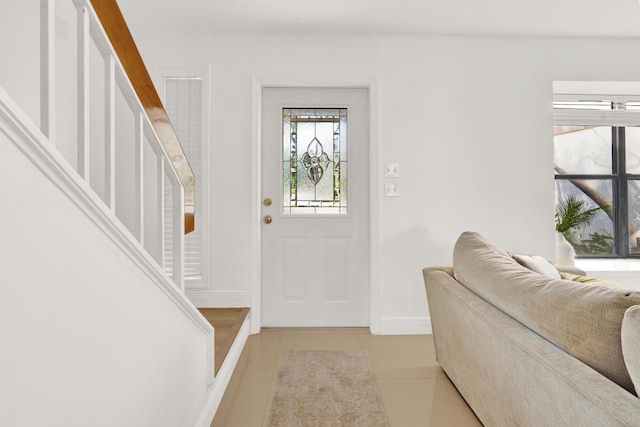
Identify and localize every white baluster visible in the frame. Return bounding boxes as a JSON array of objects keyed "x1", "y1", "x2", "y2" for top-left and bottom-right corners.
[
  {"x1": 77, "y1": 3, "x2": 90, "y2": 181},
  {"x1": 134, "y1": 112, "x2": 144, "y2": 243},
  {"x1": 104, "y1": 53, "x2": 116, "y2": 209},
  {"x1": 40, "y1": 0, "x2": 55, "y2": 144},
  {"x1": 158, "y1": 154, "x2": 166, "y2": 266},
  {"x1": 170, "y1": 167, "x2": 185, "y2": 291}
]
